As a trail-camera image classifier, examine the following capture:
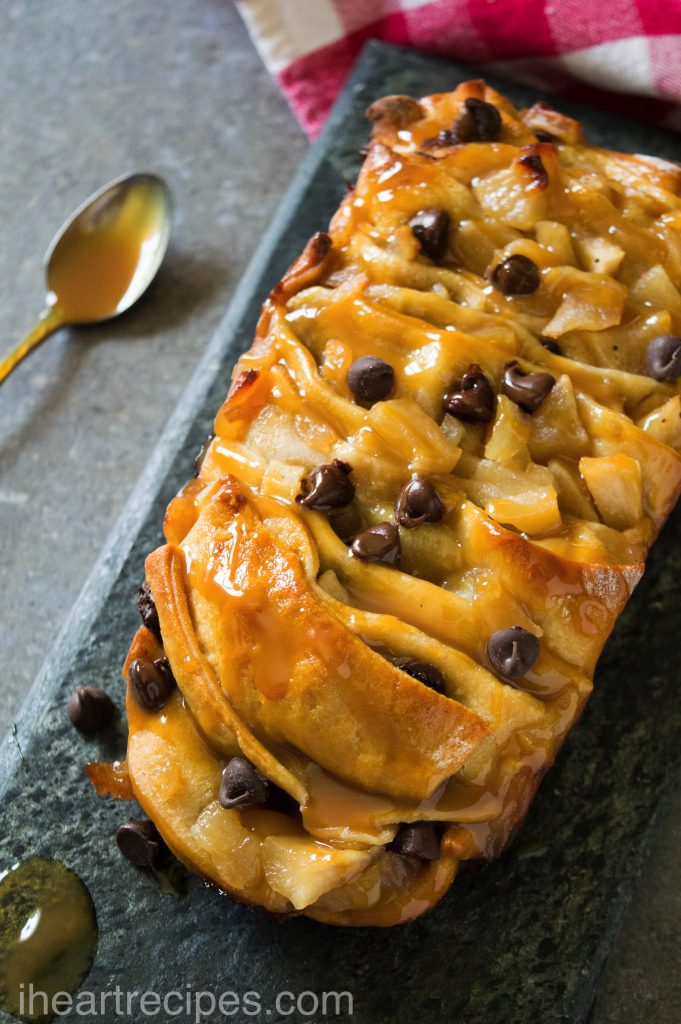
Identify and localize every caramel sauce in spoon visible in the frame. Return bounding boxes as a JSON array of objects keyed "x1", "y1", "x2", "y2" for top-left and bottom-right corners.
[
  {"x1": 45, "y1": 176, "x2": 170, "y2": 323},
  {"x1": 0, "y1": 172, "x2": 172, "y2": 386}
]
